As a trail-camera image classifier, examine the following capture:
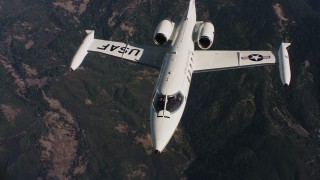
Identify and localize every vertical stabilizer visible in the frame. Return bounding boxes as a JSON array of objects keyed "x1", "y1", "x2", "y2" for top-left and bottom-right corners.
[{"x1": 186, "y1": 0, "x2": 196, "y2": 19}]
